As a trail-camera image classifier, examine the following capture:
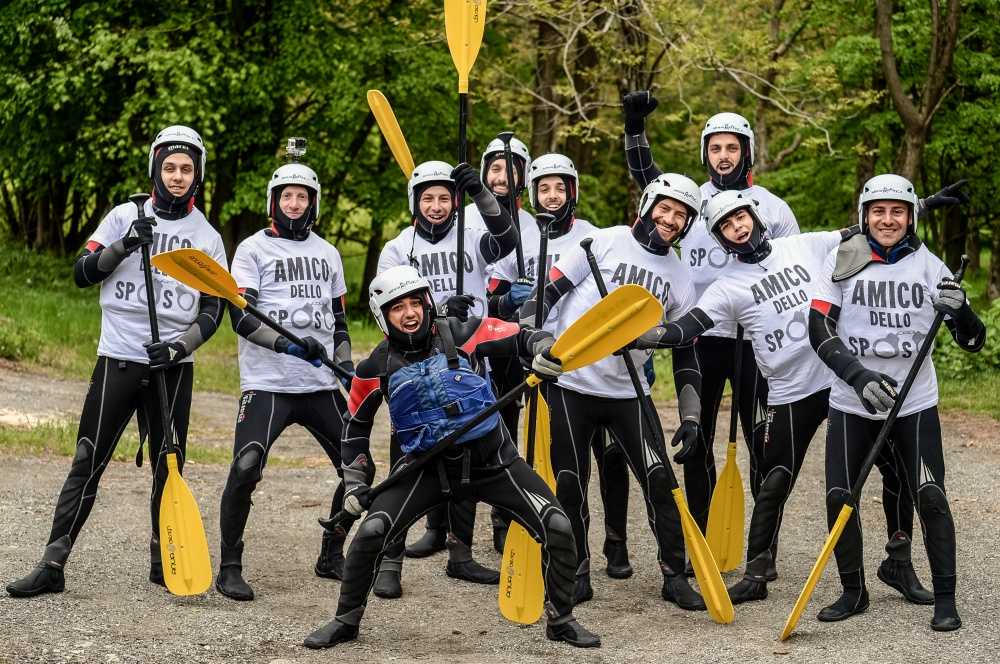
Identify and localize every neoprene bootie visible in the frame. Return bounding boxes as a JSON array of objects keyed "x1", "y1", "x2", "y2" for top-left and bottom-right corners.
[
  {"x1": 491, "y1": 512, "x2": 508, "y2": 554},
  {"x1": 930, "y1": 574, "x2": 962, "y2": 632},
  {"x1": 766, "y1": 535, "x2": 779, "y2": 581},
  {"x1": 573, "y1": 573, "x2": 594, "y2": 604},
  {"x1": 6, "y1": 535, "x2": 70, "y2": 598},
  {"x1": 727, "y1": 553, "x2": 770, "y2": 604},
  {"x1": 373, "y1": 557, "x2": 402, "y2": 599},
  {"x1": 877, "y1": 533, "x2": 933, "y2": 605},
  {"x1": 603, "y1": 539, "x2": 633, "y2": 579},
  {"x1": 546, "y1": 616, "x2": 601, "y2": 648},
  {"x1": 215, "y1": 541, "x2": 254, "y2": 601},
  {"x1": 303, "y1": 619, "x2": 359, "y2": 649},
  {"x1": 661, "y1": 569, "x2": 707, "y2": 611},
  {"x1": 314, "y1": 526, "x2": 347, "y2": 580},
  {"x1": 818, "y1": 570, "x2": 869, "y2": 622},
  {"x1": 149, "y1": 535, "x2": 165, "y2": 587},
  {"x1": 405, "y1": 526, "x2": 446, "y2": 558},
  {"x1": 445, "y1": 536, "x2": 499, "y2": 584}
]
